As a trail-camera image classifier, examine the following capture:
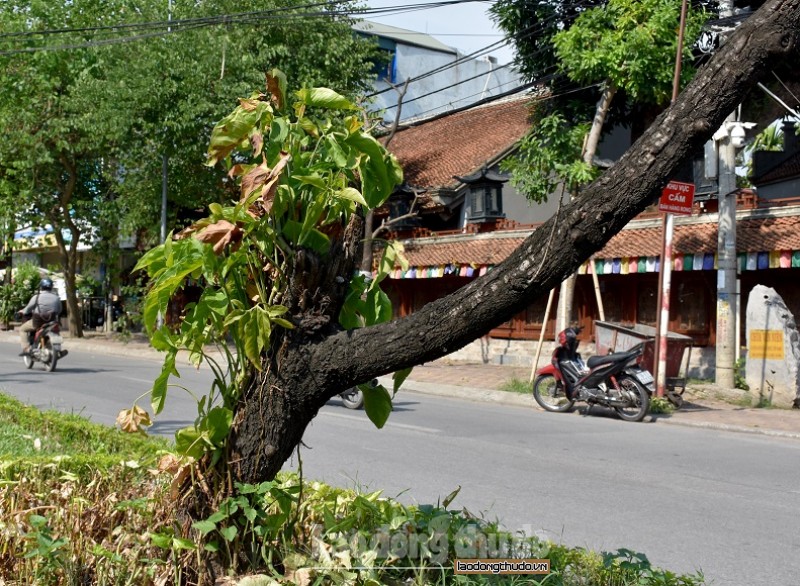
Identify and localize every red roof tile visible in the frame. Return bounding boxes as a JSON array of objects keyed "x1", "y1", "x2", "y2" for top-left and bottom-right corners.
[
  {"x1": 600, "y1": 215, "x2": 800, "y2": 257},
  {"x1": 394, "y1": 213, "x2": 800, "y2": 268},
  {"x1": 401, "y1": 234, "x2": 526, "y2": 267},
  {"x1": 384, "y1": 97, "x2": 533, "y2": 190}
]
